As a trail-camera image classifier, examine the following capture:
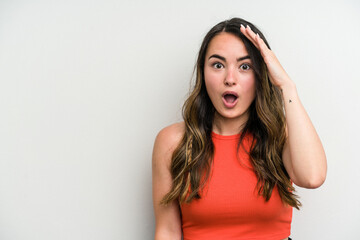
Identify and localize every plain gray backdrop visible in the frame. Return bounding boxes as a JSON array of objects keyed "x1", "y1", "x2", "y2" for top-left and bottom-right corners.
[{"x1": 0, "y1": 0, "x2": 359, "y2": 239}]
